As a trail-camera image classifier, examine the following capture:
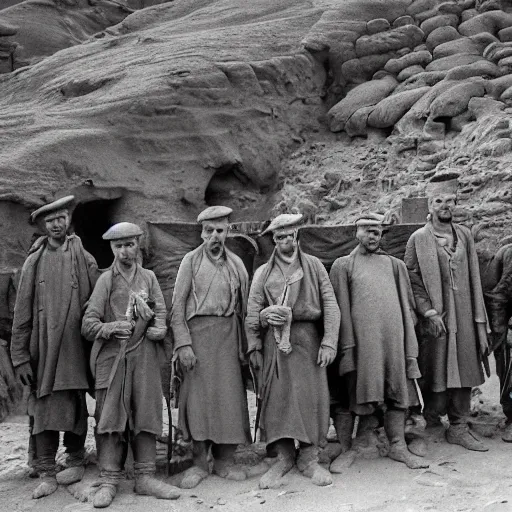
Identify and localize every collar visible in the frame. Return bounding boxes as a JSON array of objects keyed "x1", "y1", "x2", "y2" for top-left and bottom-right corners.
[
  {"x1": 356, "y1": 243, "x2": 386, "y2": 256},
  {"x1": 112, "y1": 260, "x2": 140, "y2": 277}
]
